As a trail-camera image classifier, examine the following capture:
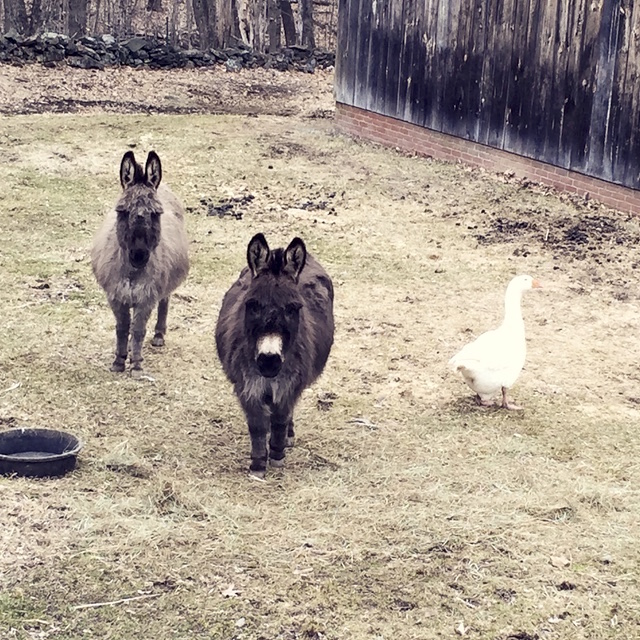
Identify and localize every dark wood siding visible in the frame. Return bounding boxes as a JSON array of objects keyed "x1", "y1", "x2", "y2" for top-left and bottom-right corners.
[{"x1": 335, "y1": 0, "x2": 640, "y2": 190}]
